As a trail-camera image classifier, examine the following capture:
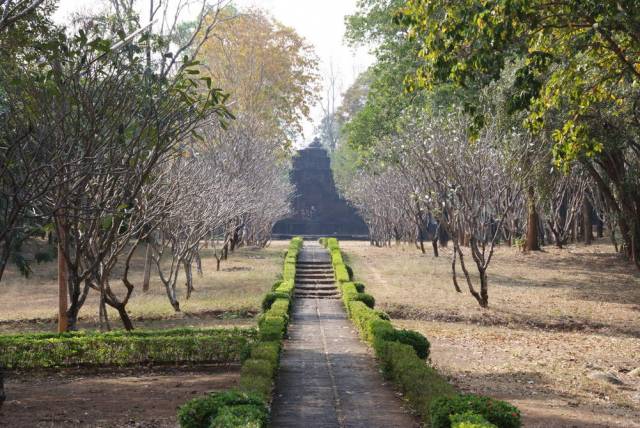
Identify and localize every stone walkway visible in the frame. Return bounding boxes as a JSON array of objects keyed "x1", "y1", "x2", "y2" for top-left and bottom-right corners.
[{"x1": 270, "y1": 242, "x2": 418, "y2": 428}]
